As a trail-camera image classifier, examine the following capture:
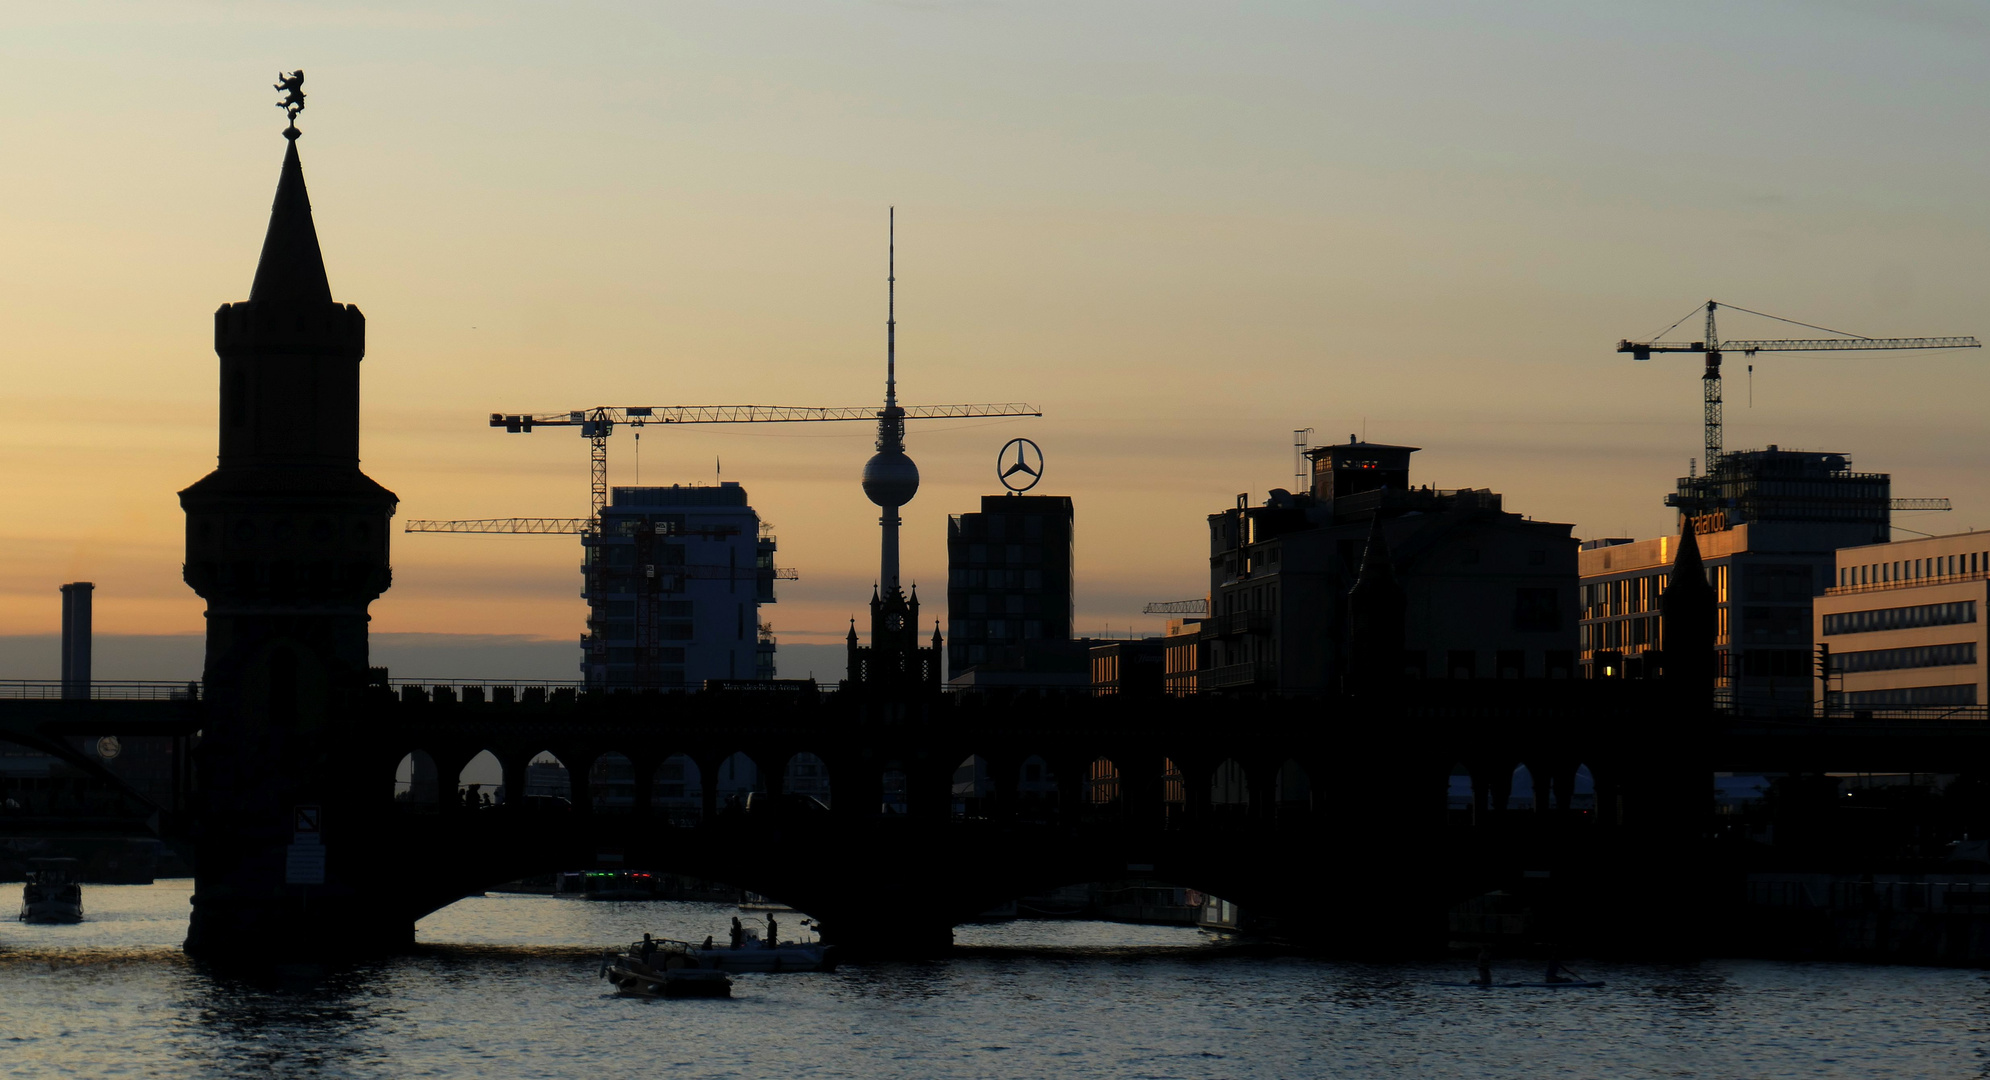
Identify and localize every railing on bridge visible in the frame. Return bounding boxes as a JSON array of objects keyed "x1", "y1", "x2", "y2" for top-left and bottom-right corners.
[{"x1": 0, "y1": 680, "x2": 200, "y2": 701}]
